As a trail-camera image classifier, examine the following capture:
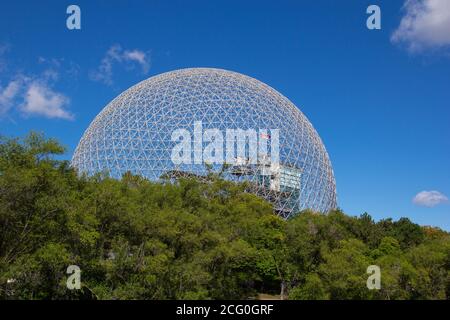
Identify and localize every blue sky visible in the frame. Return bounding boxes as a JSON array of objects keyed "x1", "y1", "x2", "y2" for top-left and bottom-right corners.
[{"x1": 1, "y1": 0, "x2": 449, "y2": 230}]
